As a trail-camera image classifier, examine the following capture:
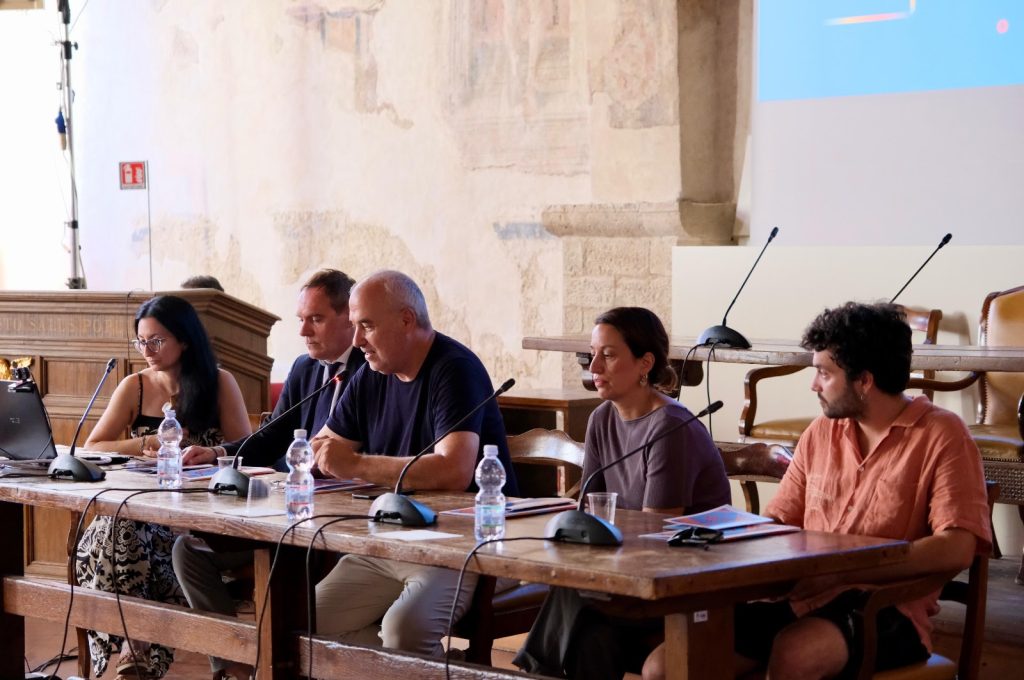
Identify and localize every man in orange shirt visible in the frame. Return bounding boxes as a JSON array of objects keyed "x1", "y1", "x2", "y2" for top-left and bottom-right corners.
[{"x1": 644, "y1": 302, "x2": 991, "y2": 680}]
